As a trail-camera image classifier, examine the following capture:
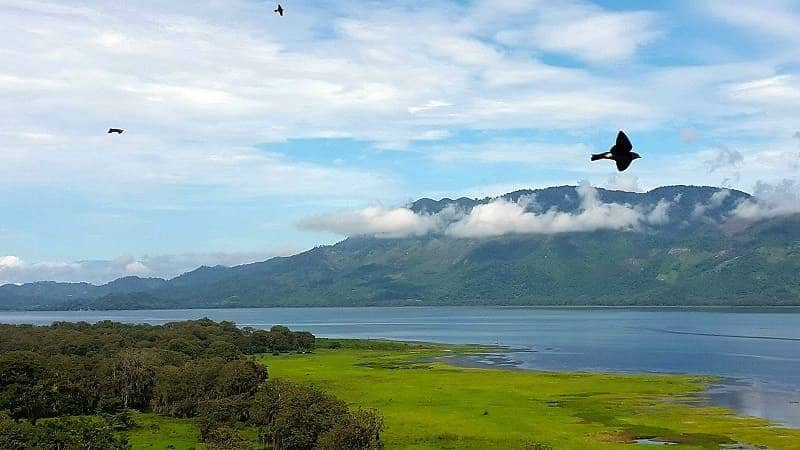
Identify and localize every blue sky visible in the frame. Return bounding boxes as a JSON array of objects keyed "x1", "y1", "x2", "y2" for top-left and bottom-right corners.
[{"x1": 1, "y1": 0, "x2": 799, "y2": 283}]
